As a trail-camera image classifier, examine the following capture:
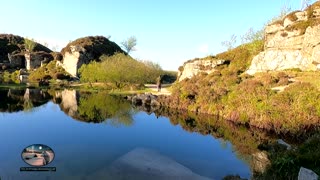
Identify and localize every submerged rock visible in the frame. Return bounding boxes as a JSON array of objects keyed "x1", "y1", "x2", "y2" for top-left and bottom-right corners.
[{"x1": 88, "y1": 148, "x2": 211, "y2": 180}]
